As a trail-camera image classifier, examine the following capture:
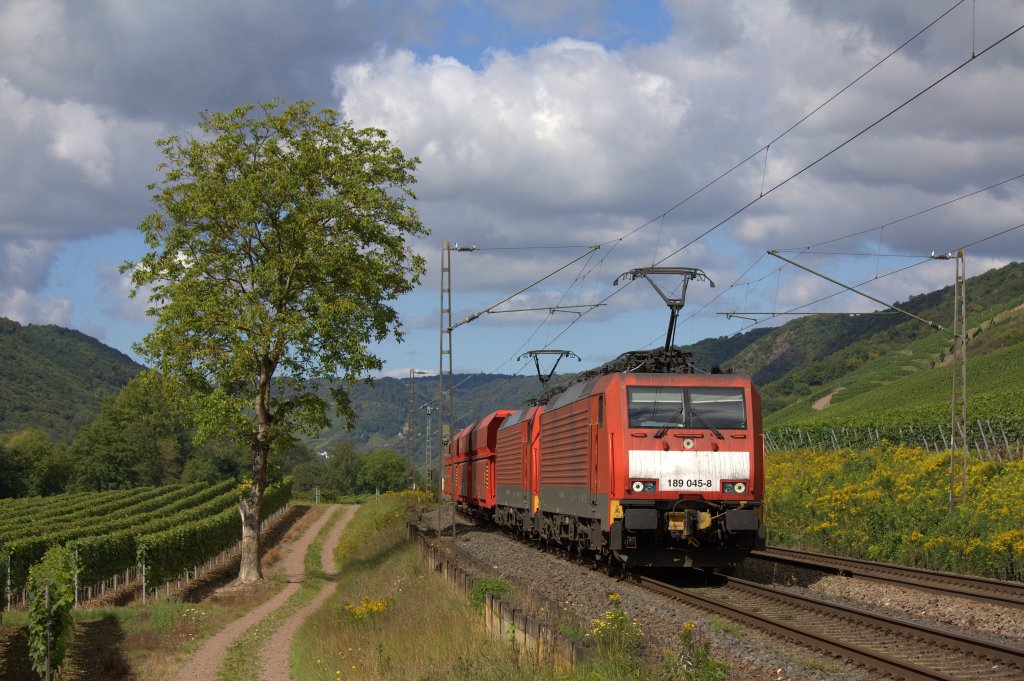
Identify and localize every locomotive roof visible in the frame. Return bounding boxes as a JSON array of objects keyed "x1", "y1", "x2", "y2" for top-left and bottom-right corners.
[
  {"x1": 533, "y1": 347, "x2": 695, "y2": 406},
  {"x1": 498, "y1": 404, "x2": 539, "y2": 430}
]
